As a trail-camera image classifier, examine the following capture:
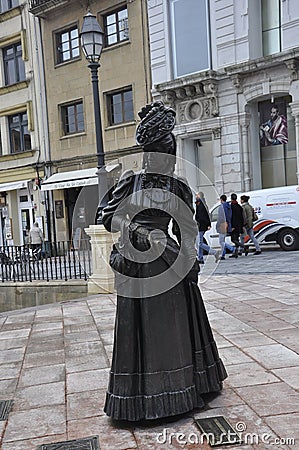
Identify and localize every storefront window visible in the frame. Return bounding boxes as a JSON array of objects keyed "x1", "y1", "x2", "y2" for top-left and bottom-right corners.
[{"x1": 259, "y1": 97, "x2": 296, "y2": 188}]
